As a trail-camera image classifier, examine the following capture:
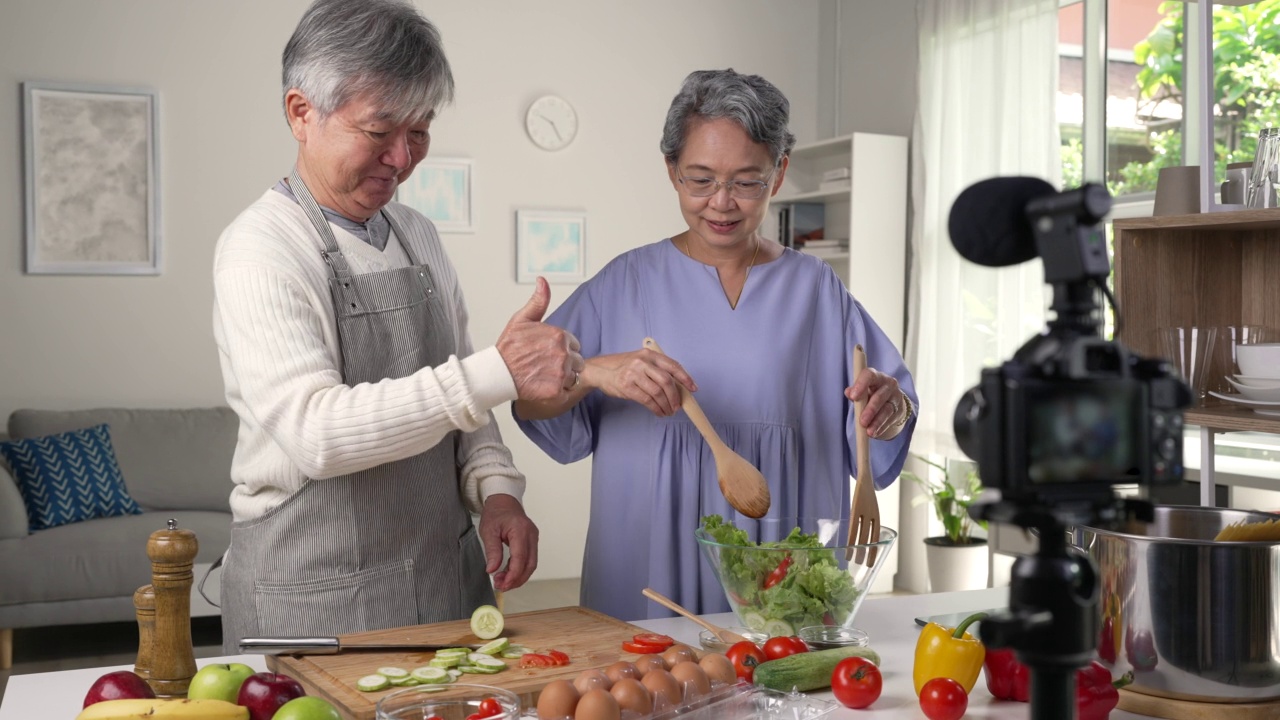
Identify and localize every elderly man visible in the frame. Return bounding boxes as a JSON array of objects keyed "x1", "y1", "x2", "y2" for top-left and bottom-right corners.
[{"x1": 211, "y1": 0, "x2": 582, "y2": 651}]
